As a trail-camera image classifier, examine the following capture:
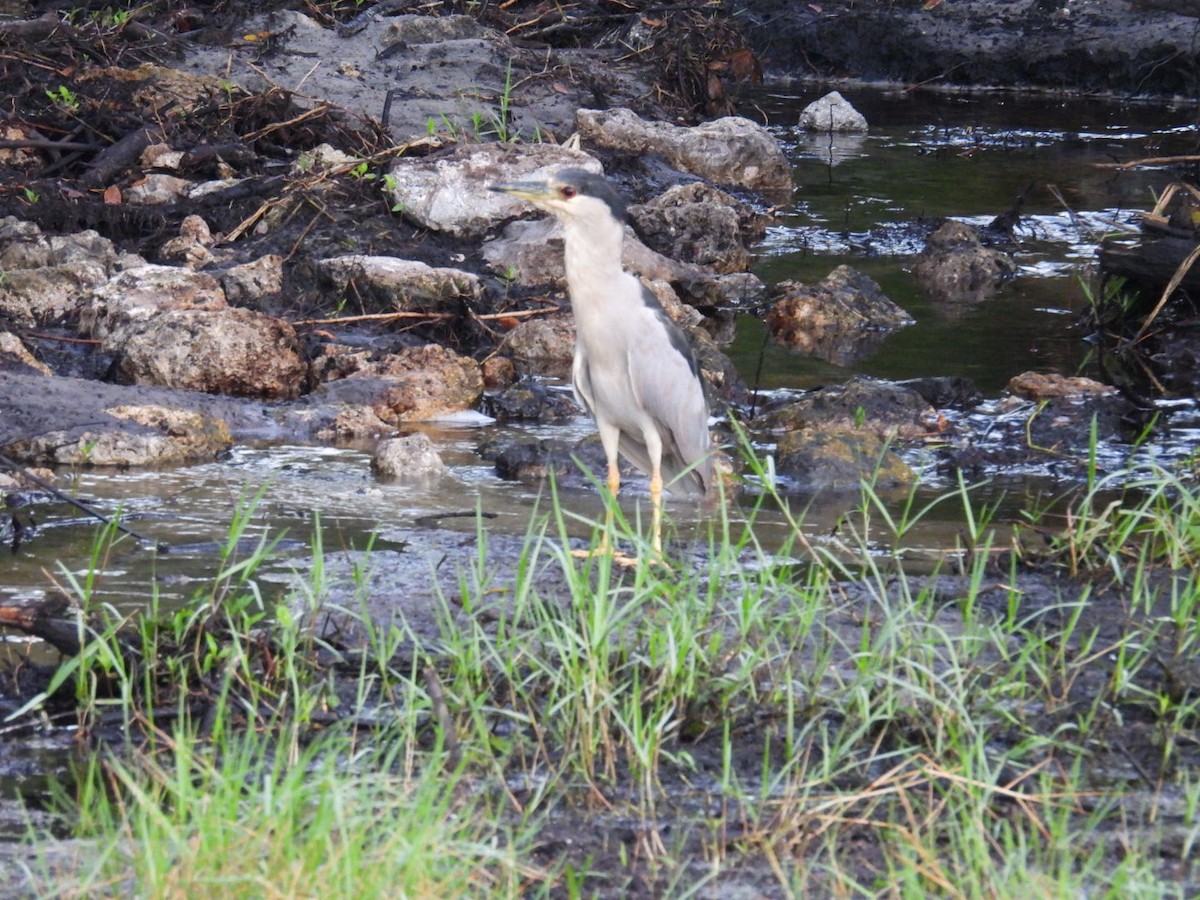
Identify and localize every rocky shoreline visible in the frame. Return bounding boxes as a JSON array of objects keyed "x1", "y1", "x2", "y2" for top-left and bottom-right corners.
[{"x1": 0, "y1": 0, "x2": 1192, "y2": 495}]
